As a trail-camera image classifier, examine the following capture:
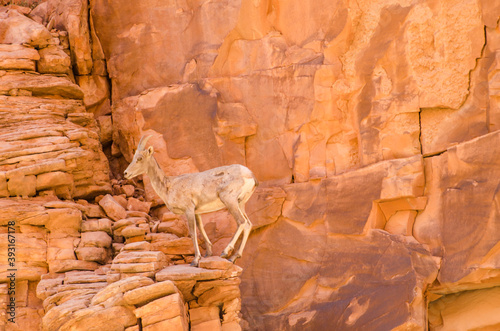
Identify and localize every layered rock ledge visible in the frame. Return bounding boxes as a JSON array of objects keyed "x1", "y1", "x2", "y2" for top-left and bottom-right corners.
[
  {"x1": 36, "y1": 257, "x2": 242, "y2": 331},
  {"x1": 0, "y1": 193, "x2": 243, "y2": 331}
]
